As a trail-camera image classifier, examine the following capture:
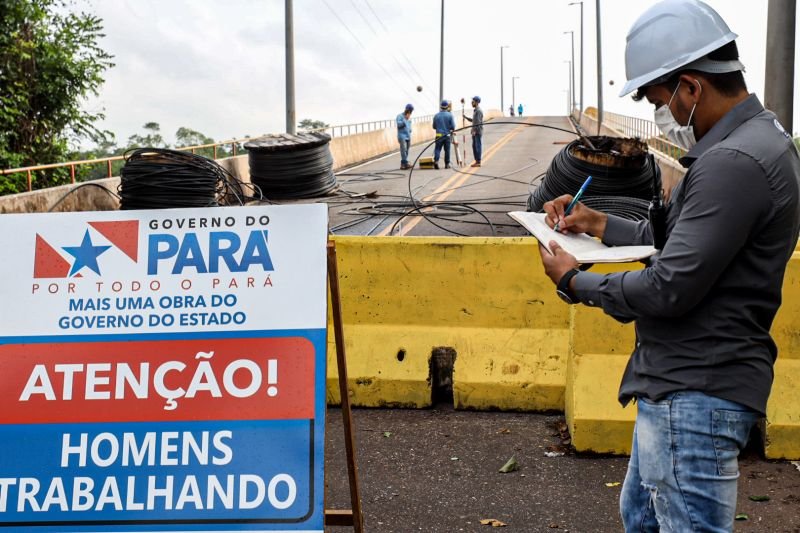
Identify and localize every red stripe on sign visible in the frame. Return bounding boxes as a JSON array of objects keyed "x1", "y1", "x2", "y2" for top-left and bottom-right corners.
[{"x1": 0, "y1": 337, "x2": 315, "y2": 424}]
